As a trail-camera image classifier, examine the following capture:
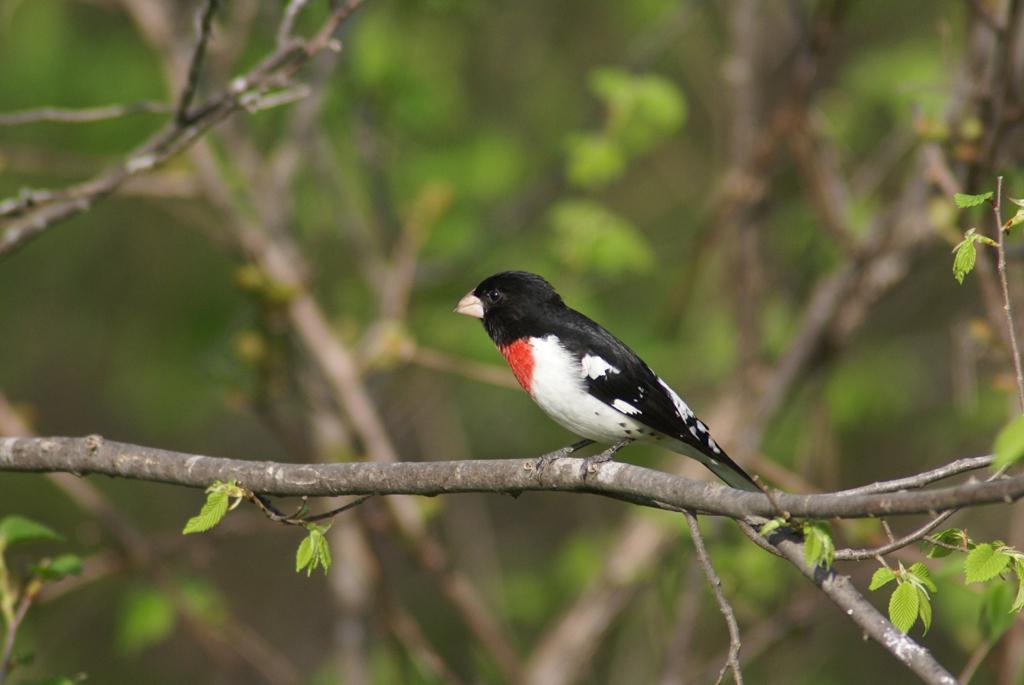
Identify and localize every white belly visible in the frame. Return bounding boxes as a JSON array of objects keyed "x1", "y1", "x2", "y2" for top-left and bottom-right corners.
[{"x1": 527, "y1": 335, "x2": 646, "y2": 443}]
